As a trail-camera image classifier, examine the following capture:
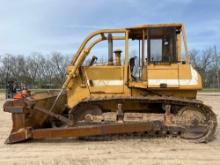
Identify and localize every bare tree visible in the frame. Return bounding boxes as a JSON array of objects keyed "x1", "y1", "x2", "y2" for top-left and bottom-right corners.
[
  {"x1": 26, "y1": 53, "x2": 42, "y2": 88},
  {"x1": 213, "y1": 46, "x2": 220, "y2": 88},
  {"x1": 51, "y1": 52, "x2": 69, "y2": 86},
  {"x1": 190, "y1": 47, "x2": 215, "y2": 87}
]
